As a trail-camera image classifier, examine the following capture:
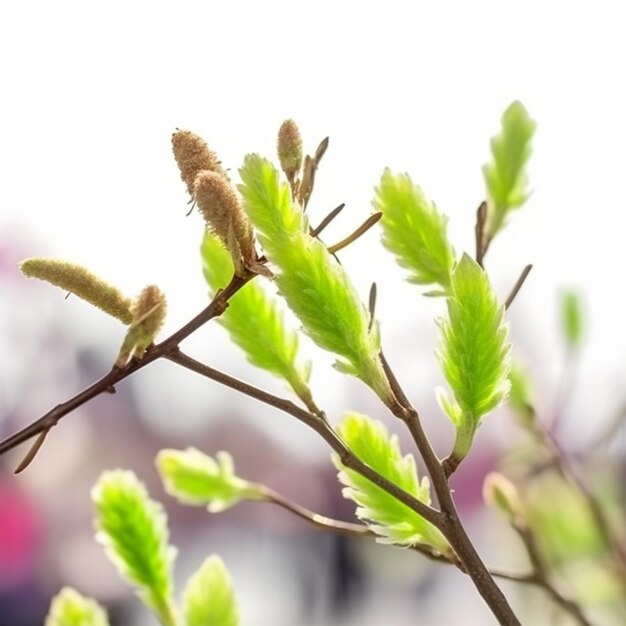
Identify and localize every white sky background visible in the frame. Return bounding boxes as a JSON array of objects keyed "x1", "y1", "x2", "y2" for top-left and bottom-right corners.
[{"x1": 3, "y1": 1, "x2": 626, "y2": 455}]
